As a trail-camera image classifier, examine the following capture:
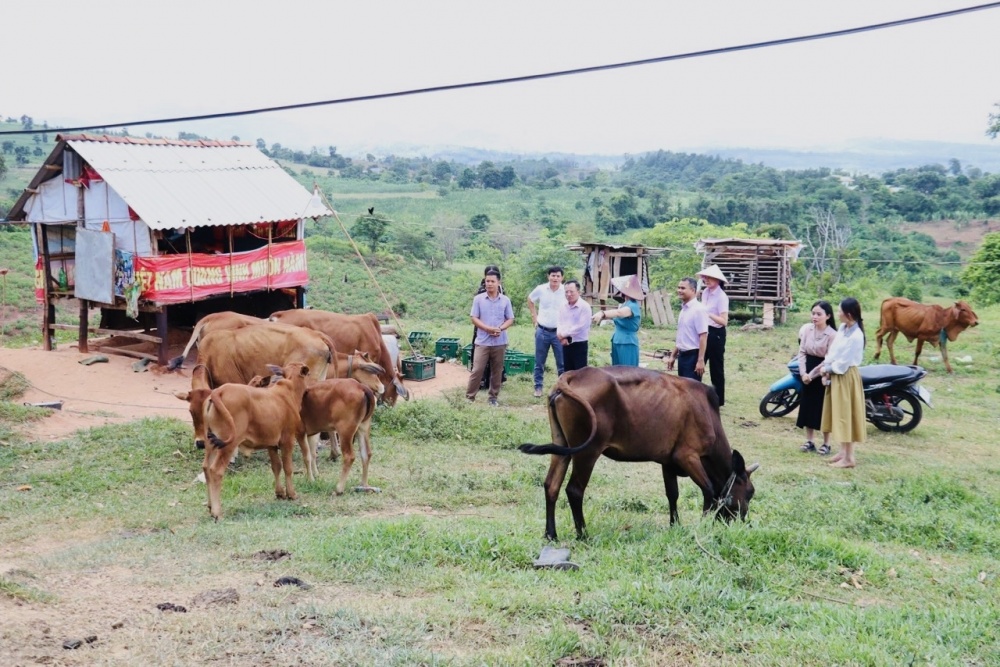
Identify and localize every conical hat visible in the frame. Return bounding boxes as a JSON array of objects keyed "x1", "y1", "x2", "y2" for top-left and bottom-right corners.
[
  {"x1": 696, "y1": 264, "x2": 728, "y2": 283},
  {"x1": 610, "y1": 274, "x2": 646, "y2": 301}
]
